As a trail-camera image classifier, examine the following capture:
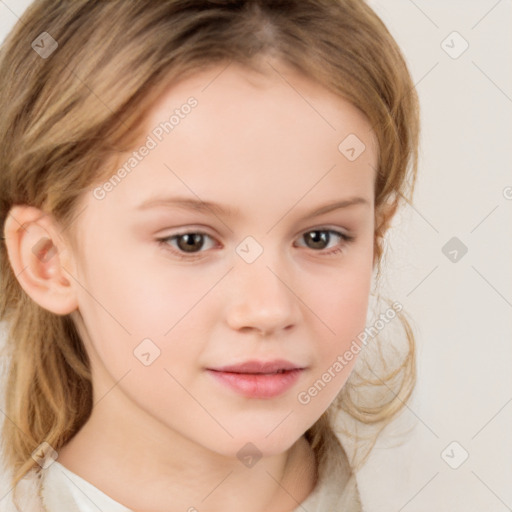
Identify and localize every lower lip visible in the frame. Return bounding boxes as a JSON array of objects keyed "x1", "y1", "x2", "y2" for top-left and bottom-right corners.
[{"x1": 206, "y1": 369, "x2": 304, "y2": 398}]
